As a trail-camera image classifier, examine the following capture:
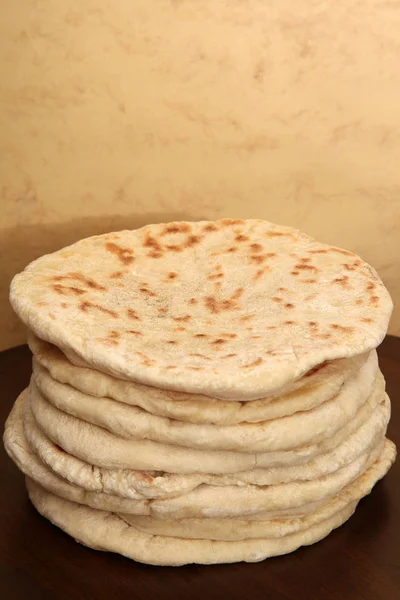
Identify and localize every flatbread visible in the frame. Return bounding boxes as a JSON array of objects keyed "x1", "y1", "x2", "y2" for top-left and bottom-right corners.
[
  {"x1": 25, "y1": 440, "x2": 396, "y2": 564},
  {"x1": 121, "y1": 438, "x2": 394, "y2": 539},
  {"x1": 32, "y1": 350, "x2": 379, "y2": 452},
  {"x1": 28, "y1": 332, "x2": 369, "y2": 425},
  {"x1": 21, "y1": 389, "x2": 390, "y2": 499},
  {"x1": 3, "y1": 393, "x2": 341, "y2": 520},
  {"x1": 29, "y1": 377, "x2": 385, "y2": 474},
  {"x1": 10, "y1": 220, "x2": 392, "y2": 400}
]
